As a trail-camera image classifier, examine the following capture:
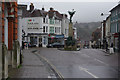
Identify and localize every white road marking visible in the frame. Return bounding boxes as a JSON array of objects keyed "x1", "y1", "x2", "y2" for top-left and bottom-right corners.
[
  {"x1": 94, "y1": 58, "x2": 109, "y2": 66},
  {"x1": 73, "y1": 51, "x2": 82, "y2": 54},
  {"x1": 48, "y1": 76, "x2": 51, "y2": 78},
  {"x1": 82, "y1": 54, "x2": 90, "y2": 58},
  {"x1": 79, "y1": 66, "x2": 99, "y2": 78}
]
